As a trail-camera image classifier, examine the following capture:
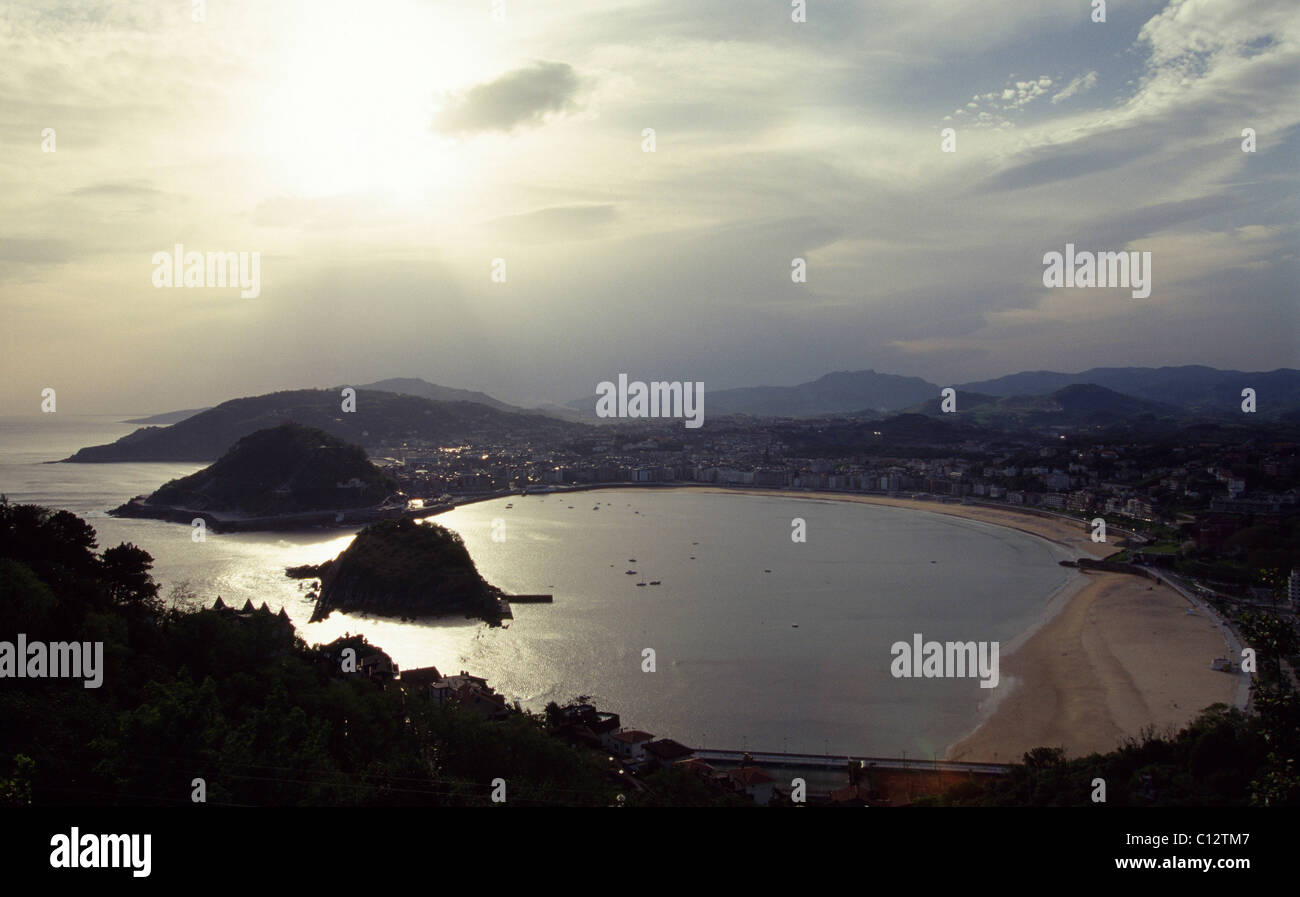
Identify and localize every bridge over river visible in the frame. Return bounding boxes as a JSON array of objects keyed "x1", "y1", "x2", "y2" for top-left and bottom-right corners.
[{"x1": 694, "y1": 748, "x2": 1010, "y2": 776}]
